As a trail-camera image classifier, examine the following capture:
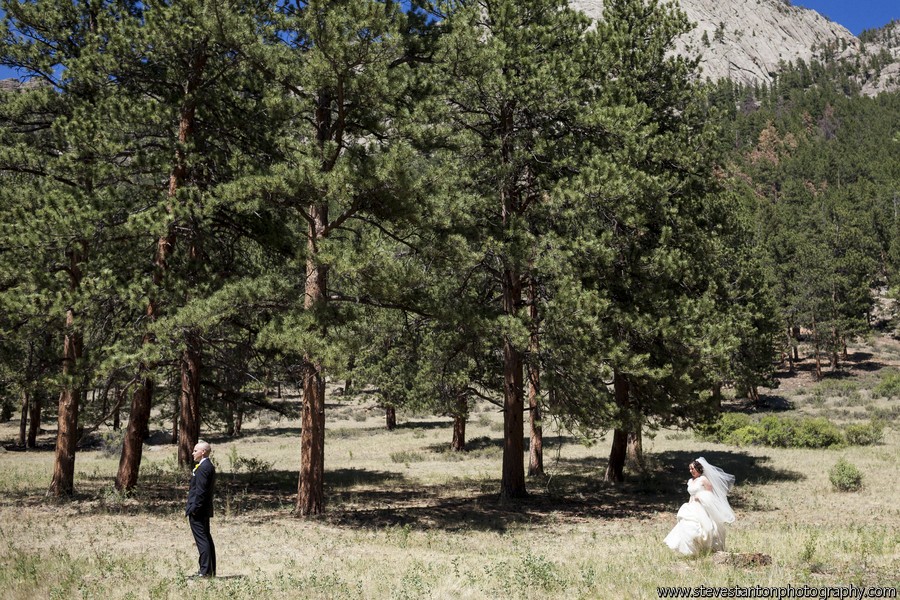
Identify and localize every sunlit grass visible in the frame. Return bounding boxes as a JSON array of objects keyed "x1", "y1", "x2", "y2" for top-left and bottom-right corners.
[{"x1": 1, "y1": 348, "x2": 899, "y2": 598}]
